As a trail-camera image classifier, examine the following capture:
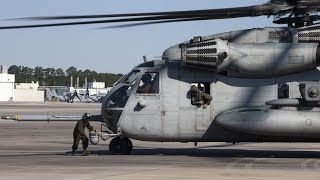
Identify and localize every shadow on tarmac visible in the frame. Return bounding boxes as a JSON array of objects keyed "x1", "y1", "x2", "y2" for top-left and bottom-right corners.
[
  {"x1": 72, "y1": 148, "x2": 320, "y2": 158},
  {"x1": 1, "y1": 148, "x2": 320, "y2": 158}
]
